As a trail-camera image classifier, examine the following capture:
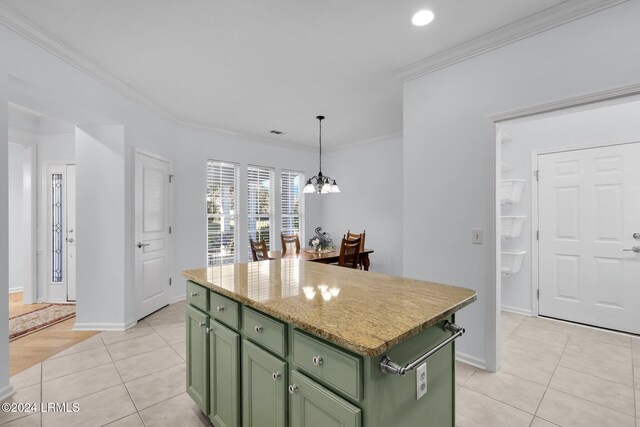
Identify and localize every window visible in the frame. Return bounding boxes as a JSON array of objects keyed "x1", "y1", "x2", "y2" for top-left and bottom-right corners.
[
  {"x1": 281, "y1": 170, "x2": 304, "y2": 244},
  {"x1": 51, "y1": 173, "x2": 63, "y2": 282},
  {"x1": 247, "y1": 165, "x2": 274, "y2": 254},
  {"x1": 207, "y1": 161, "x2": 239, "y2": 265}
]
